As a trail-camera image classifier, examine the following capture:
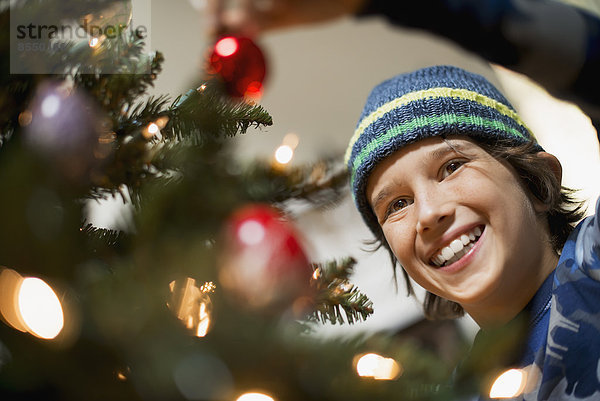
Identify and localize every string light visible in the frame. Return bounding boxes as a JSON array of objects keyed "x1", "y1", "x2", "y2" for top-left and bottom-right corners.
[
  {"x1": 282, "y1": 133, "x2": 299, "y2": 149},
  {"x1": 115, "y1": 366, "x2": 131, "y2": 382},
  {"x1": 274, "y1": 145, "x2": 294, "y2": 165},
  {"x1": 89, "y1": 36, "x2": 105, "y2": 48},
  {"x1": 0, "y1": 268, "x2": 28, "y2": 332},
  {"x1": 41, "y1": 94, "x2": 61, "y2": 118},
  {"x1": 489, "y1": 369, "x2": 527, "y2": 399},
  {"x1": 273, "y1": 133, "x2": 299, "y2": 167},
  {"x1": 355, "y1": 353, "x2": 402, "y2": 380},
  {"x1": 236, "y1": 392, "x2": 275, "y2": 401},
  {"x1": 143, "y1": 117, "x2": 169, "y2": 140},
  {"x1": 0, "y1": 268, "x2": 65, "y2": 340},
  {"x1": 168, "y1": 278, "x2": 214, "y2": 338},
  {"x1": 154, "y1": 116, "x2": 170, "y2": 129}
]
